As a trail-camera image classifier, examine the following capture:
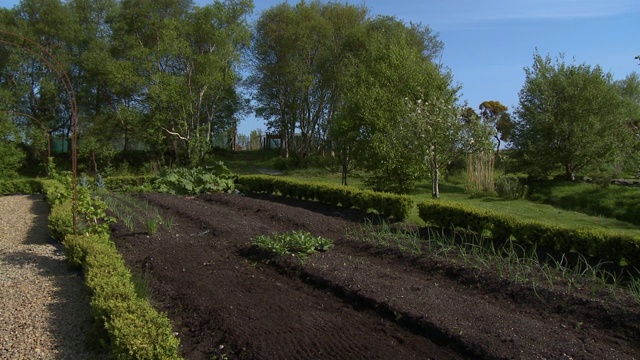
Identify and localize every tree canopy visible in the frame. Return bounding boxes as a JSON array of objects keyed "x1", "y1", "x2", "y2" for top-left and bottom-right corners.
[
  {"x1": 1, "y1": 0, "x2": 638, "y2": 190},
  {"x1": 512, "y1": 53, "x2": 632, "y2": 181},
  {"x1": 0, "y1": 0, "x2": 253, "y2": 174}
]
